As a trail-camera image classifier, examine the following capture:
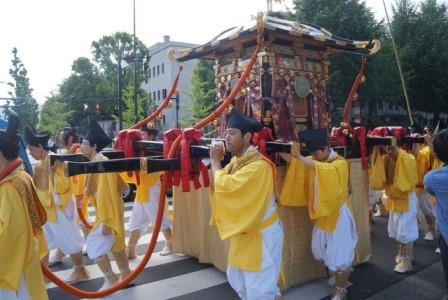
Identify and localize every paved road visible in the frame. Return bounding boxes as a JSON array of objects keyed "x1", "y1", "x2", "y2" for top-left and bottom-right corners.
[{"x1": 46, "y1": 203, "x2": 446, "y2": 300}]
